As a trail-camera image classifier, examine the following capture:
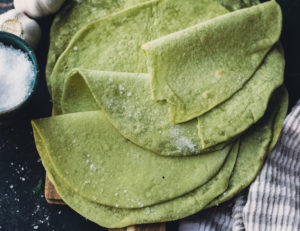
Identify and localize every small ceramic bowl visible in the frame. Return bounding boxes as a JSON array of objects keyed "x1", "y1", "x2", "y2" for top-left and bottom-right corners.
[{"x1": 0, "y1": 31, "x2": 39, "y2": 121}]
